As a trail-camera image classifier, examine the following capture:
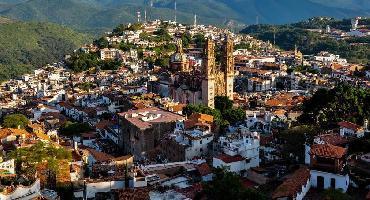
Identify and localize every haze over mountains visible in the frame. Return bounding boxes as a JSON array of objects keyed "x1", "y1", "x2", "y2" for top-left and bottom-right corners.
[{"x1": 0, "y1": 0, "x2": 369, "y2": 33}]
